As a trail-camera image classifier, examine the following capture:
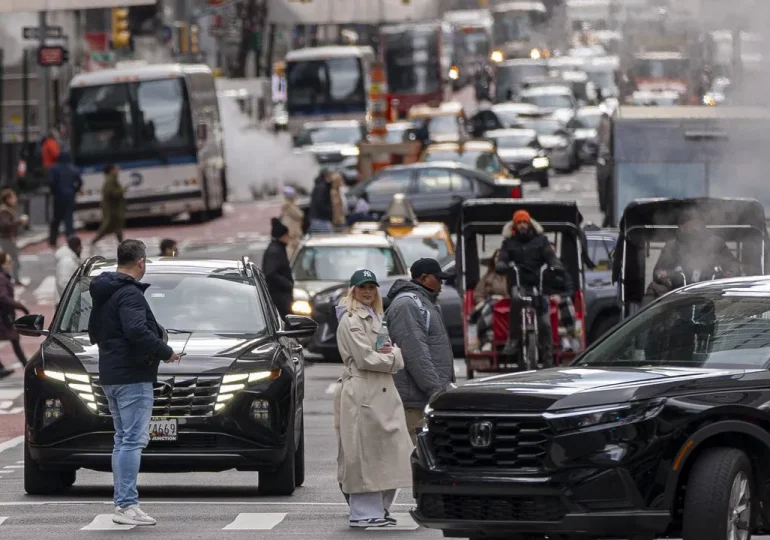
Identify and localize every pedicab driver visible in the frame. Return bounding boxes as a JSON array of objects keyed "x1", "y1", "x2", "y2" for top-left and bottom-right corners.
[{"x1": 495, "y1": 210, "x2": 573, "y2": 366}]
